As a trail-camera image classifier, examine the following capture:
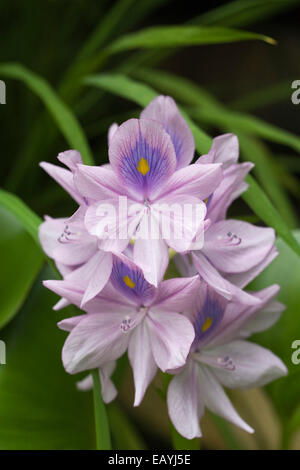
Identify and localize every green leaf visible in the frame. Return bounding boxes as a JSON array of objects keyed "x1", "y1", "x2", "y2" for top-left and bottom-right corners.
[
  {"x1": 238, "y1": 134, "x2": 297, "y2": 228},
  {"x1": 242, "y1": 176, "x2": 300, "y2": 257},
  {"x1": 249, "y1": 232, "x2": 300, "y2": 429},
  {"x1": 0, "y1": 63, "x2": 94, "y2": 165},
  {"x1": 92, "y1": 369, "x2": 111, "y2": 450},
  {"x1": 0, "y1": 206, "x2": 43, "y2": 329},
  {"x1": 0, "y1": 267, "x2": 96, "y2": 449},
  {"x1": 108, "y1": 404, "x2": 146, "y2": 450},
  {"x1": 107, "y1": 26, "x2": 275, "y2": 54},
  {"x1": 191, "y1": 106, "x2": 300, "y2": 155},
  {"x1": 0, "y1": 189, "x2": 42, "y2": 245},
  {"x1": 84, "y1": 73, "x2": 156, "y2": 107}
]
